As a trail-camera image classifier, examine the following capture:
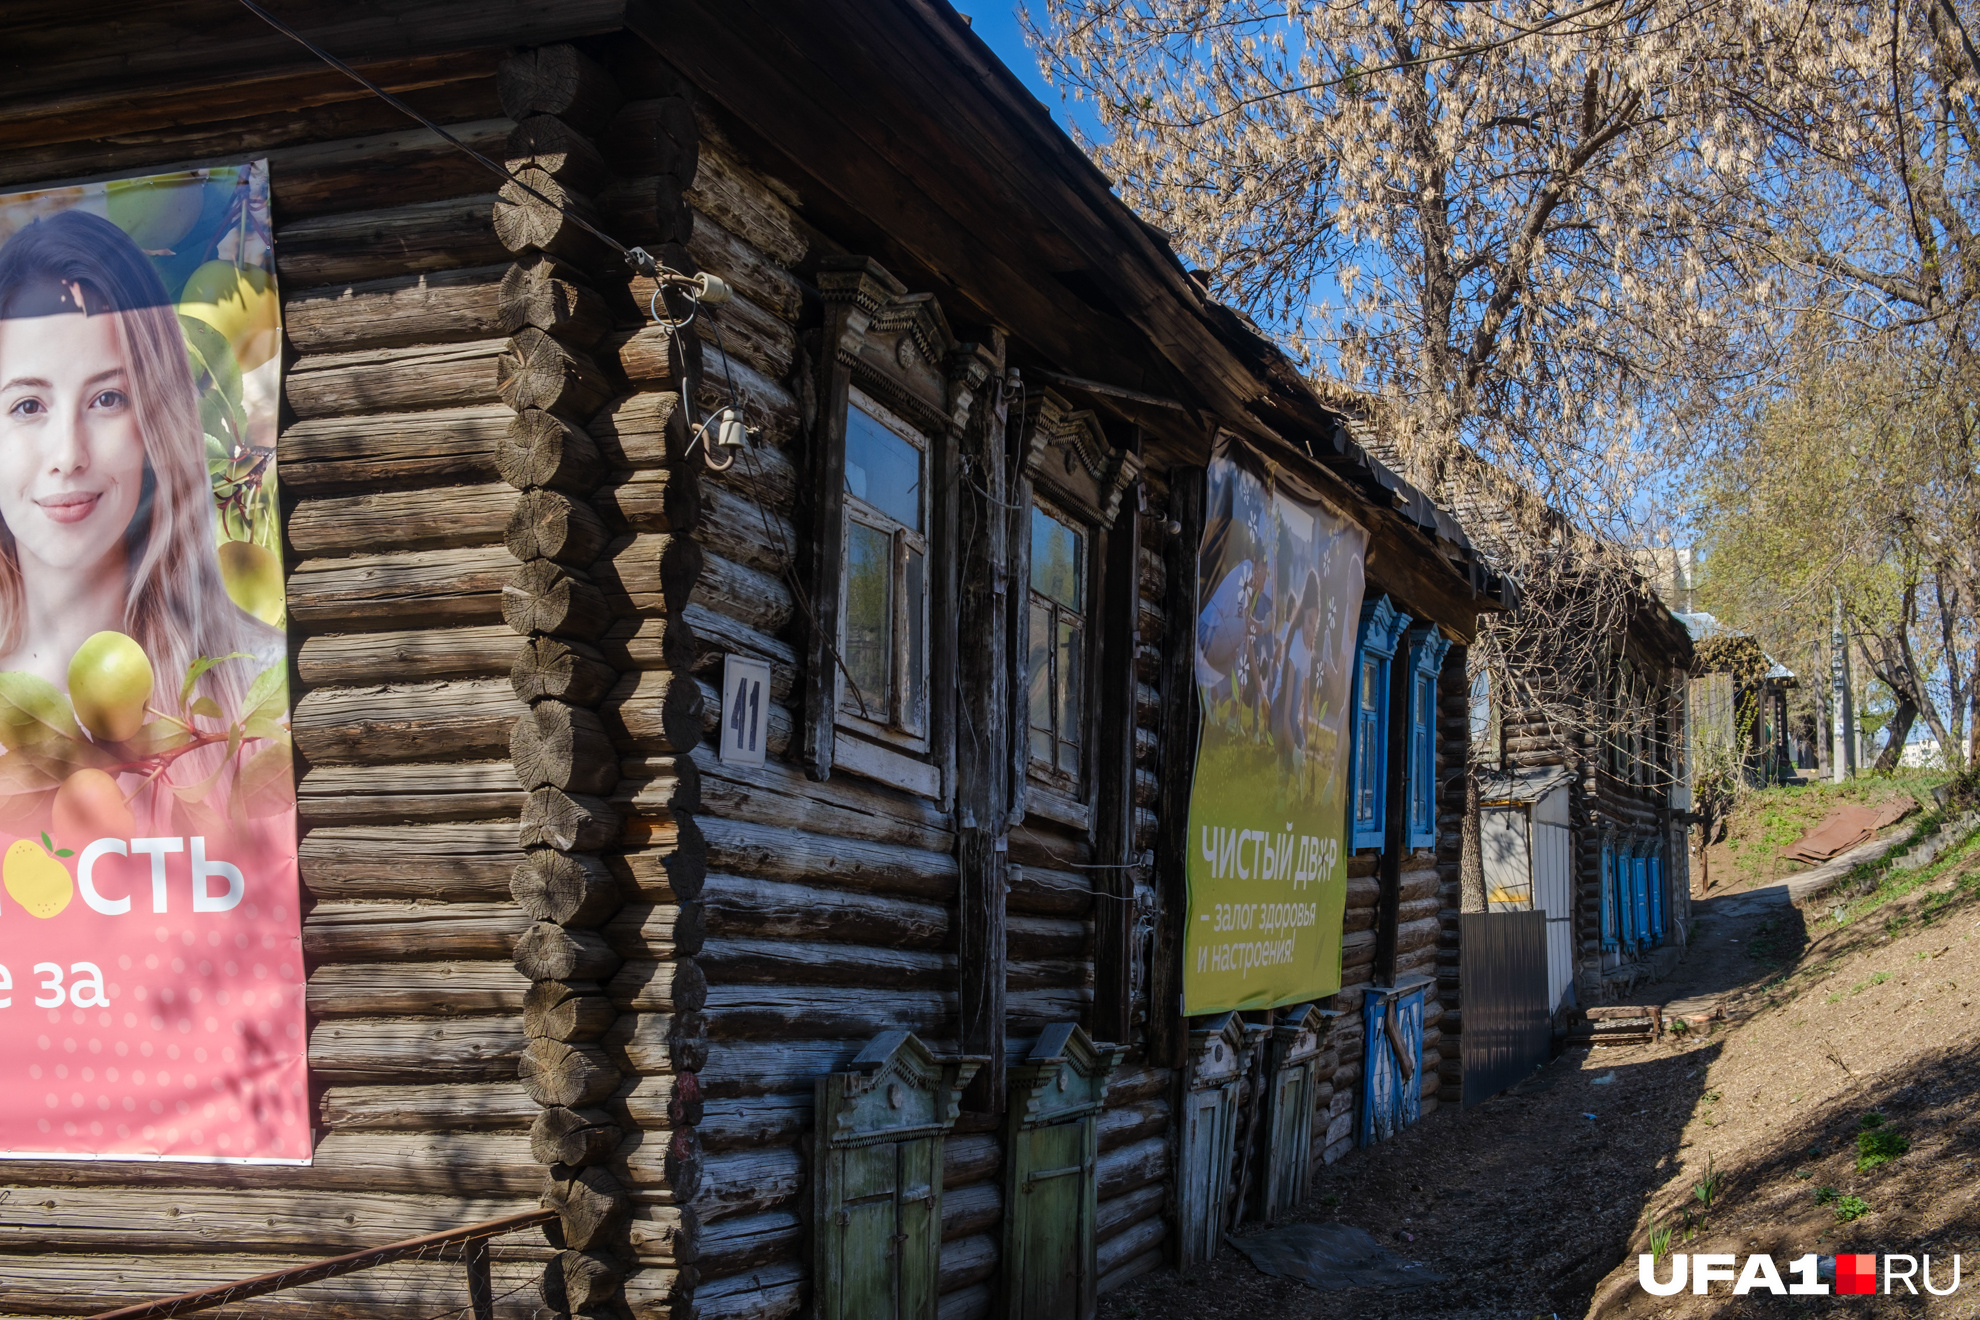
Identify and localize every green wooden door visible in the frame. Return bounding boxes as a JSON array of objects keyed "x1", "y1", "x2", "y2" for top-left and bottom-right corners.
[
  {"x1": 897, "y1": 1136, "x2": 940, "y2": 1318},
  {"x1": 1264, "y1": 1064, "x2": 1308, "y2": 1220},
  {"x1": 1178, "y1": 1084, "x2": 1232, "y2": 1267},
  {"x1": 836, "y1": 1143, "x2": 902, "y2": 1318},
  {"x1": 1015, "y1": 1121, "x2": 1086, "y2": 1316}
]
